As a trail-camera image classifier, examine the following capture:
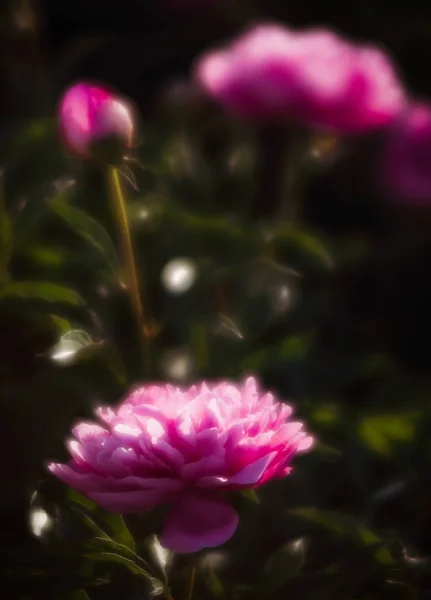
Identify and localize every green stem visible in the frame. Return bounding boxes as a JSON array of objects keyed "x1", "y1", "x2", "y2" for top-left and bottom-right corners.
[
  {"x1": 251, "y1": 125, "x2": 288, "y2": 221},
  {"x1": 278, "y1": 127, "x2": 308, "y2": 226},
  {"x1": 190, "y1": 321, "x2": 209, "y2": 374},
  {"x1": 164, "y1": 589, "x2": 175, "y2": 600},
  {"x1": 106, "y1": 166, "x2": 151, "y2": 372},
  {"x1": 186, "y1": 564, "x2": 196, "y2": 600}
]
